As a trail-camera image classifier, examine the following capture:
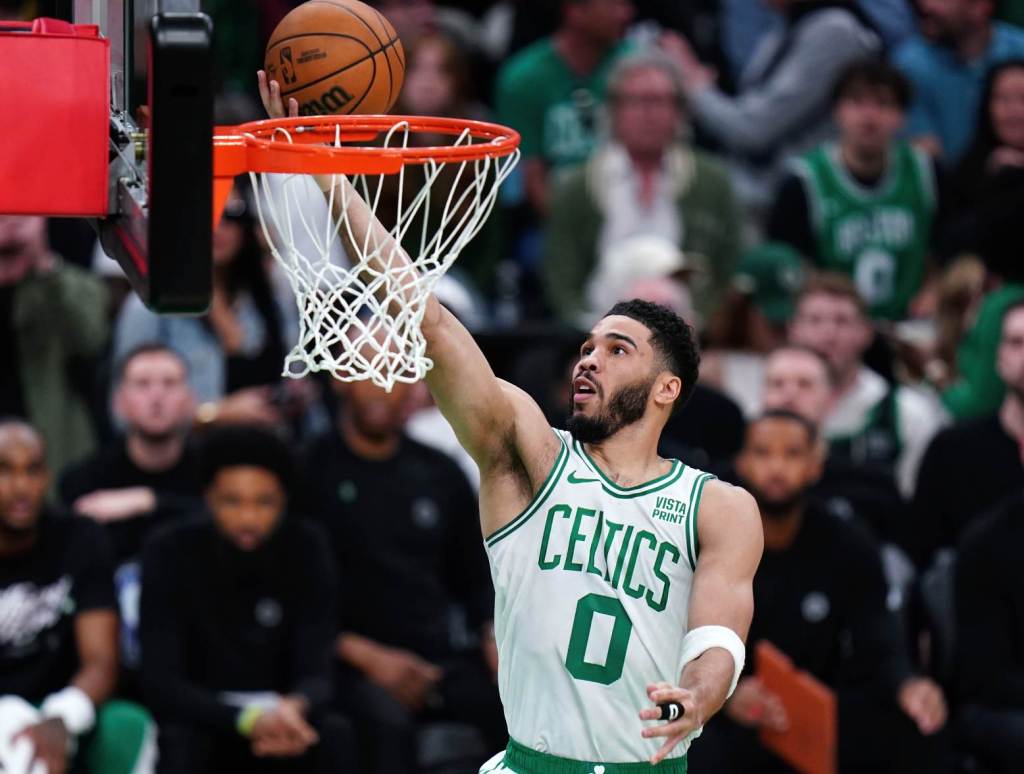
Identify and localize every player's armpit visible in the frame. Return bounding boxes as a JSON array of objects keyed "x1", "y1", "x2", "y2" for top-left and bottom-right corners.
[
  {"x1": 681, "y1": 481, "x2": 763, "y2": 716},
  {"x1": 424, "y1": 305, "x2": 557, "y2": 476}
]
